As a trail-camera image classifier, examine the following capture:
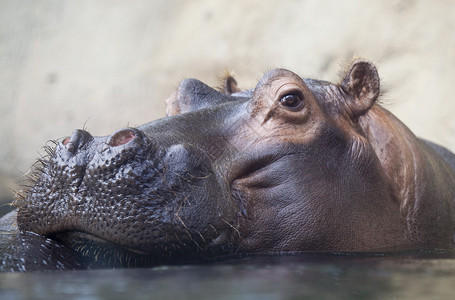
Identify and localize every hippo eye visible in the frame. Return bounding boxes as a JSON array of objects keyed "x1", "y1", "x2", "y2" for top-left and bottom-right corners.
[{"x1": 279, "y1": 93, "x2": 304, "y2": 111}]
